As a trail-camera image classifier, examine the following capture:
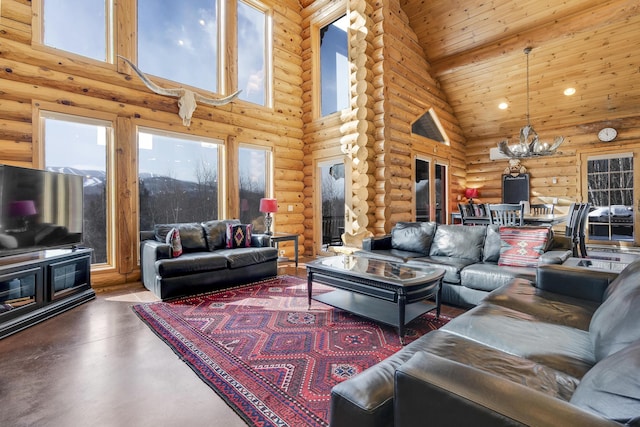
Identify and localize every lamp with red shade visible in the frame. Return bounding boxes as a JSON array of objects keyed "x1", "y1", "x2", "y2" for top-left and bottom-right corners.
[
  {"x1": 464, "y1": 188, "x2": 480, "y2": 204},
  {"x1": 259, "y1": 198, "x2": 278, "y2": 235}
]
